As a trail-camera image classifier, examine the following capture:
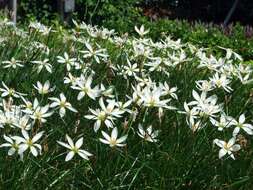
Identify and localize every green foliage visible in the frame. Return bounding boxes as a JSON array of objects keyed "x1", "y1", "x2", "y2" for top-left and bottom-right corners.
[
  {"x1": 74, "y1": 0, "x2": 147, "y2": 31},
  {"x1": 15, "y1": 1, "x2": 253, "y2": 61},
  {"x1": 19, "y1": 0, "x2": 59, "y2": 23},
  {"x1": 132, "y1": 20, "x2": 253, "y2": 61}
]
